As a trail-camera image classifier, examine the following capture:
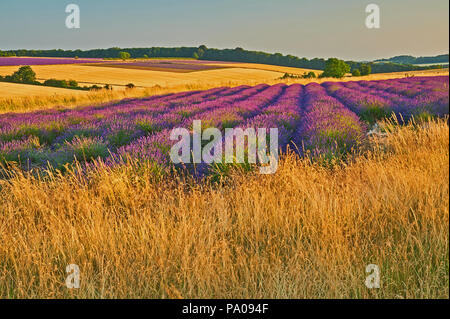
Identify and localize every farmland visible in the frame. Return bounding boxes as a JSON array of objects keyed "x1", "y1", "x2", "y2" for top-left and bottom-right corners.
[
  {"x1": 0, "y1": 58, "x2": 447, "y2": 93},
  {"x1": 88, "y1": 60, "x2": 232, "y2": 73},
  {"x1": 0, "y1": 58, "x2": 447, "y2": 114},
  {"x1": 0, "y1": 60, "x2": 448, "y2": 300},
  {"x1": 0, "y1": 63, "x2": 284, "y2": 89},
  {"x1": 0, "y1": 0, "x2": 448, "y2": 304}
]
